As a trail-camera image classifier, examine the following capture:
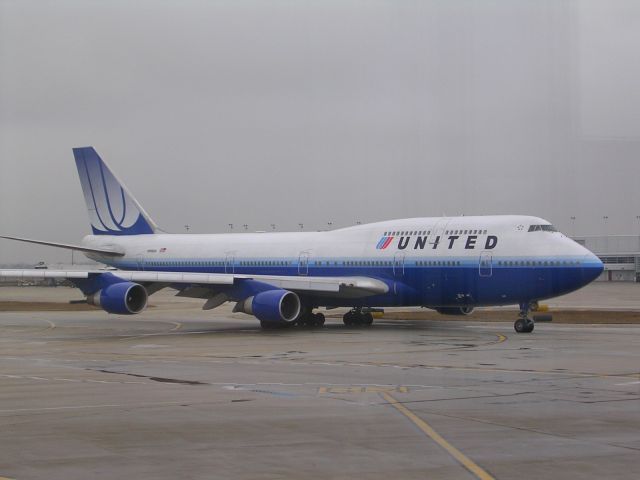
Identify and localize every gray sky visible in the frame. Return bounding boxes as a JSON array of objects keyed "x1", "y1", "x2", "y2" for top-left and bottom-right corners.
[{"x1": 1, "y1": 0, "x2": 640, "y2": 264}]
